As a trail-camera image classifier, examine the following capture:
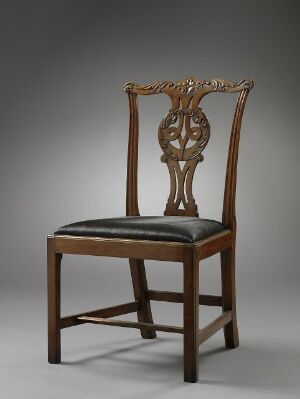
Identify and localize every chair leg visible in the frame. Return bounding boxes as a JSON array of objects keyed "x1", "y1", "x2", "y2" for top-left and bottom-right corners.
[
  {"x1": 221, "y1": 244, "x2": 239, "y2": 348},
  {"x1": 129, "y1": 259, "x2": 156, "y2": 339},
  {"x1": 183, "y1": 250, "x2": 199, "y2": 383},
  {"x1": 47, "y1": 237, "x2": 62, "y2": 363}
]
